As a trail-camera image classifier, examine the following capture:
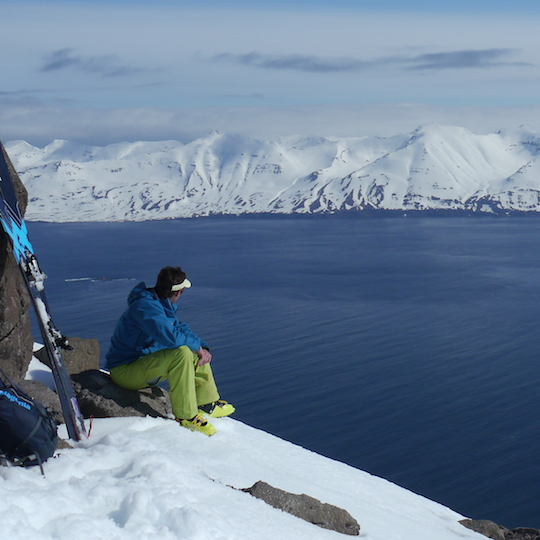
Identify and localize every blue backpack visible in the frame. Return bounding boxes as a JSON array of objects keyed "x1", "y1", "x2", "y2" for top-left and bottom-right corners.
[{"x1": 0, "y1": 370, "x2": 58, "y2": 472}]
